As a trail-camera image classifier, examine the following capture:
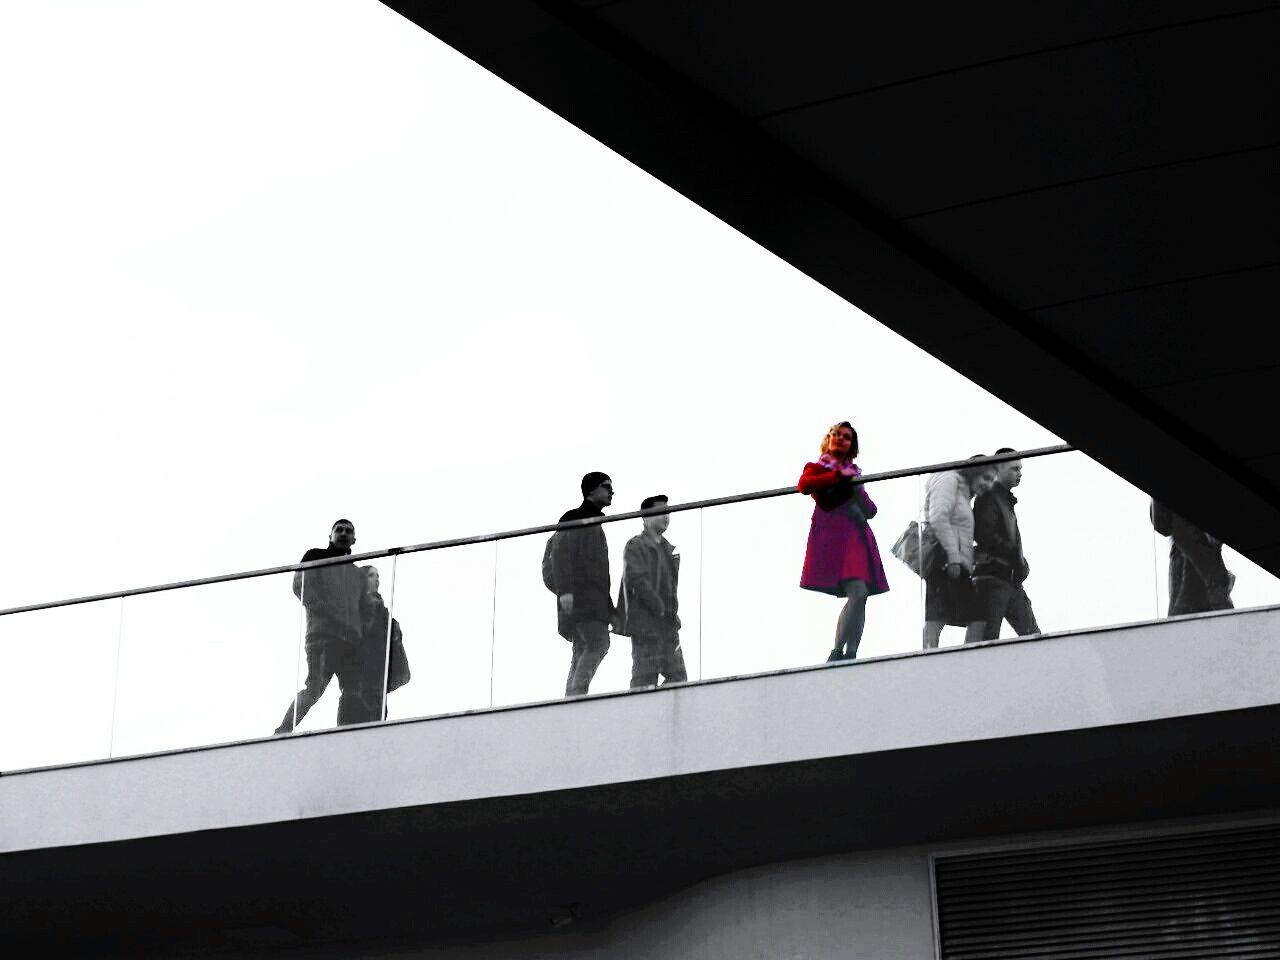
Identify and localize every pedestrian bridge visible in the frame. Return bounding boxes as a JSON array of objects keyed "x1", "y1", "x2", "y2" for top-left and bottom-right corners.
[
  {"x1": 3, "y1": 445, "x2": 1279, "y2": 952},
  {"x1": 3, "y1": 604, "x2": 1279, "y2": 953}
]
